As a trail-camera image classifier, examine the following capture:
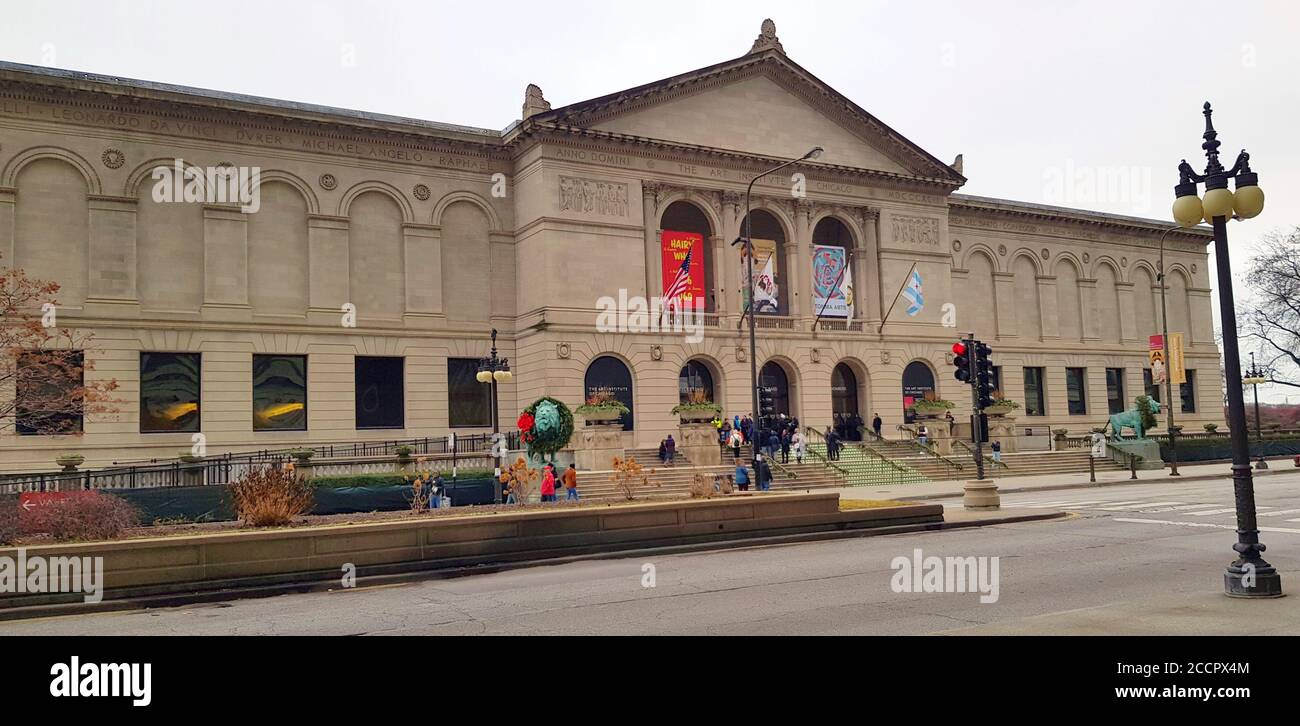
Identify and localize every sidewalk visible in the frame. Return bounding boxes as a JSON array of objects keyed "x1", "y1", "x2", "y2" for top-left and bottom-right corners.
[{"x1": 832, "y1": 458, "x2": 1300, "y2": 502}]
